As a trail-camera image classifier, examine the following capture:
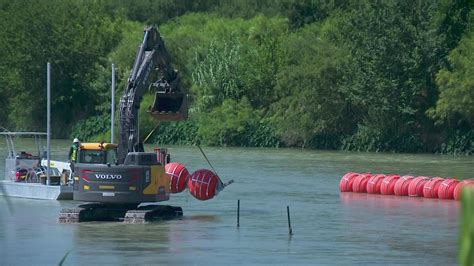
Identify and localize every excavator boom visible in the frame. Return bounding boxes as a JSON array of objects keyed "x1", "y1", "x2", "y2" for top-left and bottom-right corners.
[{"x1": 118, "y1": 26, "x2": 187, "y2": 163}]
